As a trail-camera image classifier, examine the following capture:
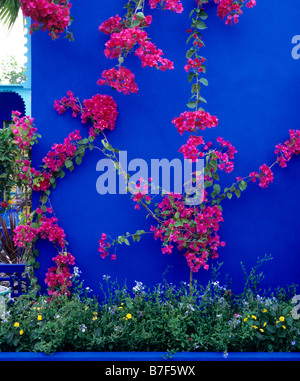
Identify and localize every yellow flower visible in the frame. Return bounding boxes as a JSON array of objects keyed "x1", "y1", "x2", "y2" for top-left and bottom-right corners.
[
  {"x1": 14, "y1": 322, "x2": 20, "y2": 328},
  {"x1": 282, "y1": 325, "x2": 286, "y2": 329},
  {"x1": 279, "y1": 316, "x2": 285, "y2": 322},
  {"x1": 92, "y1": 316, "x2": 98, "y2": 321},
  {"x1": 251, "y1": 325, "x2": 258, "y2": 329},
  {"x1": 263, "y1": 322, "x2": 267, "y2": 327},
  {"x1": 243, "y1": 317, "x2": 248, "y2": 322},
  {"x1": 85, "y1": 306, "x2": 89, "y2": 311},
  {"x1": 93, "y1": 311, "x2": 98, "y2": 315},
  {"x1": 19, "y1": 330, "x2": 24, "y2": 335},
  {"x1": 262, "y1": 309, "x2": 267, "y2": 313},
  {"x1": 259, "y1": 329, "x2": 264, "y2": 333},
  {"x1": 37, "y1": 315, "x2": 42, "y2": 321},
  {"x1": 251, "y1": 315, "x2": 257, "y2": 320},
  {"x1": 126, "y1": 313, "x2": 132, "y2": 320}
]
